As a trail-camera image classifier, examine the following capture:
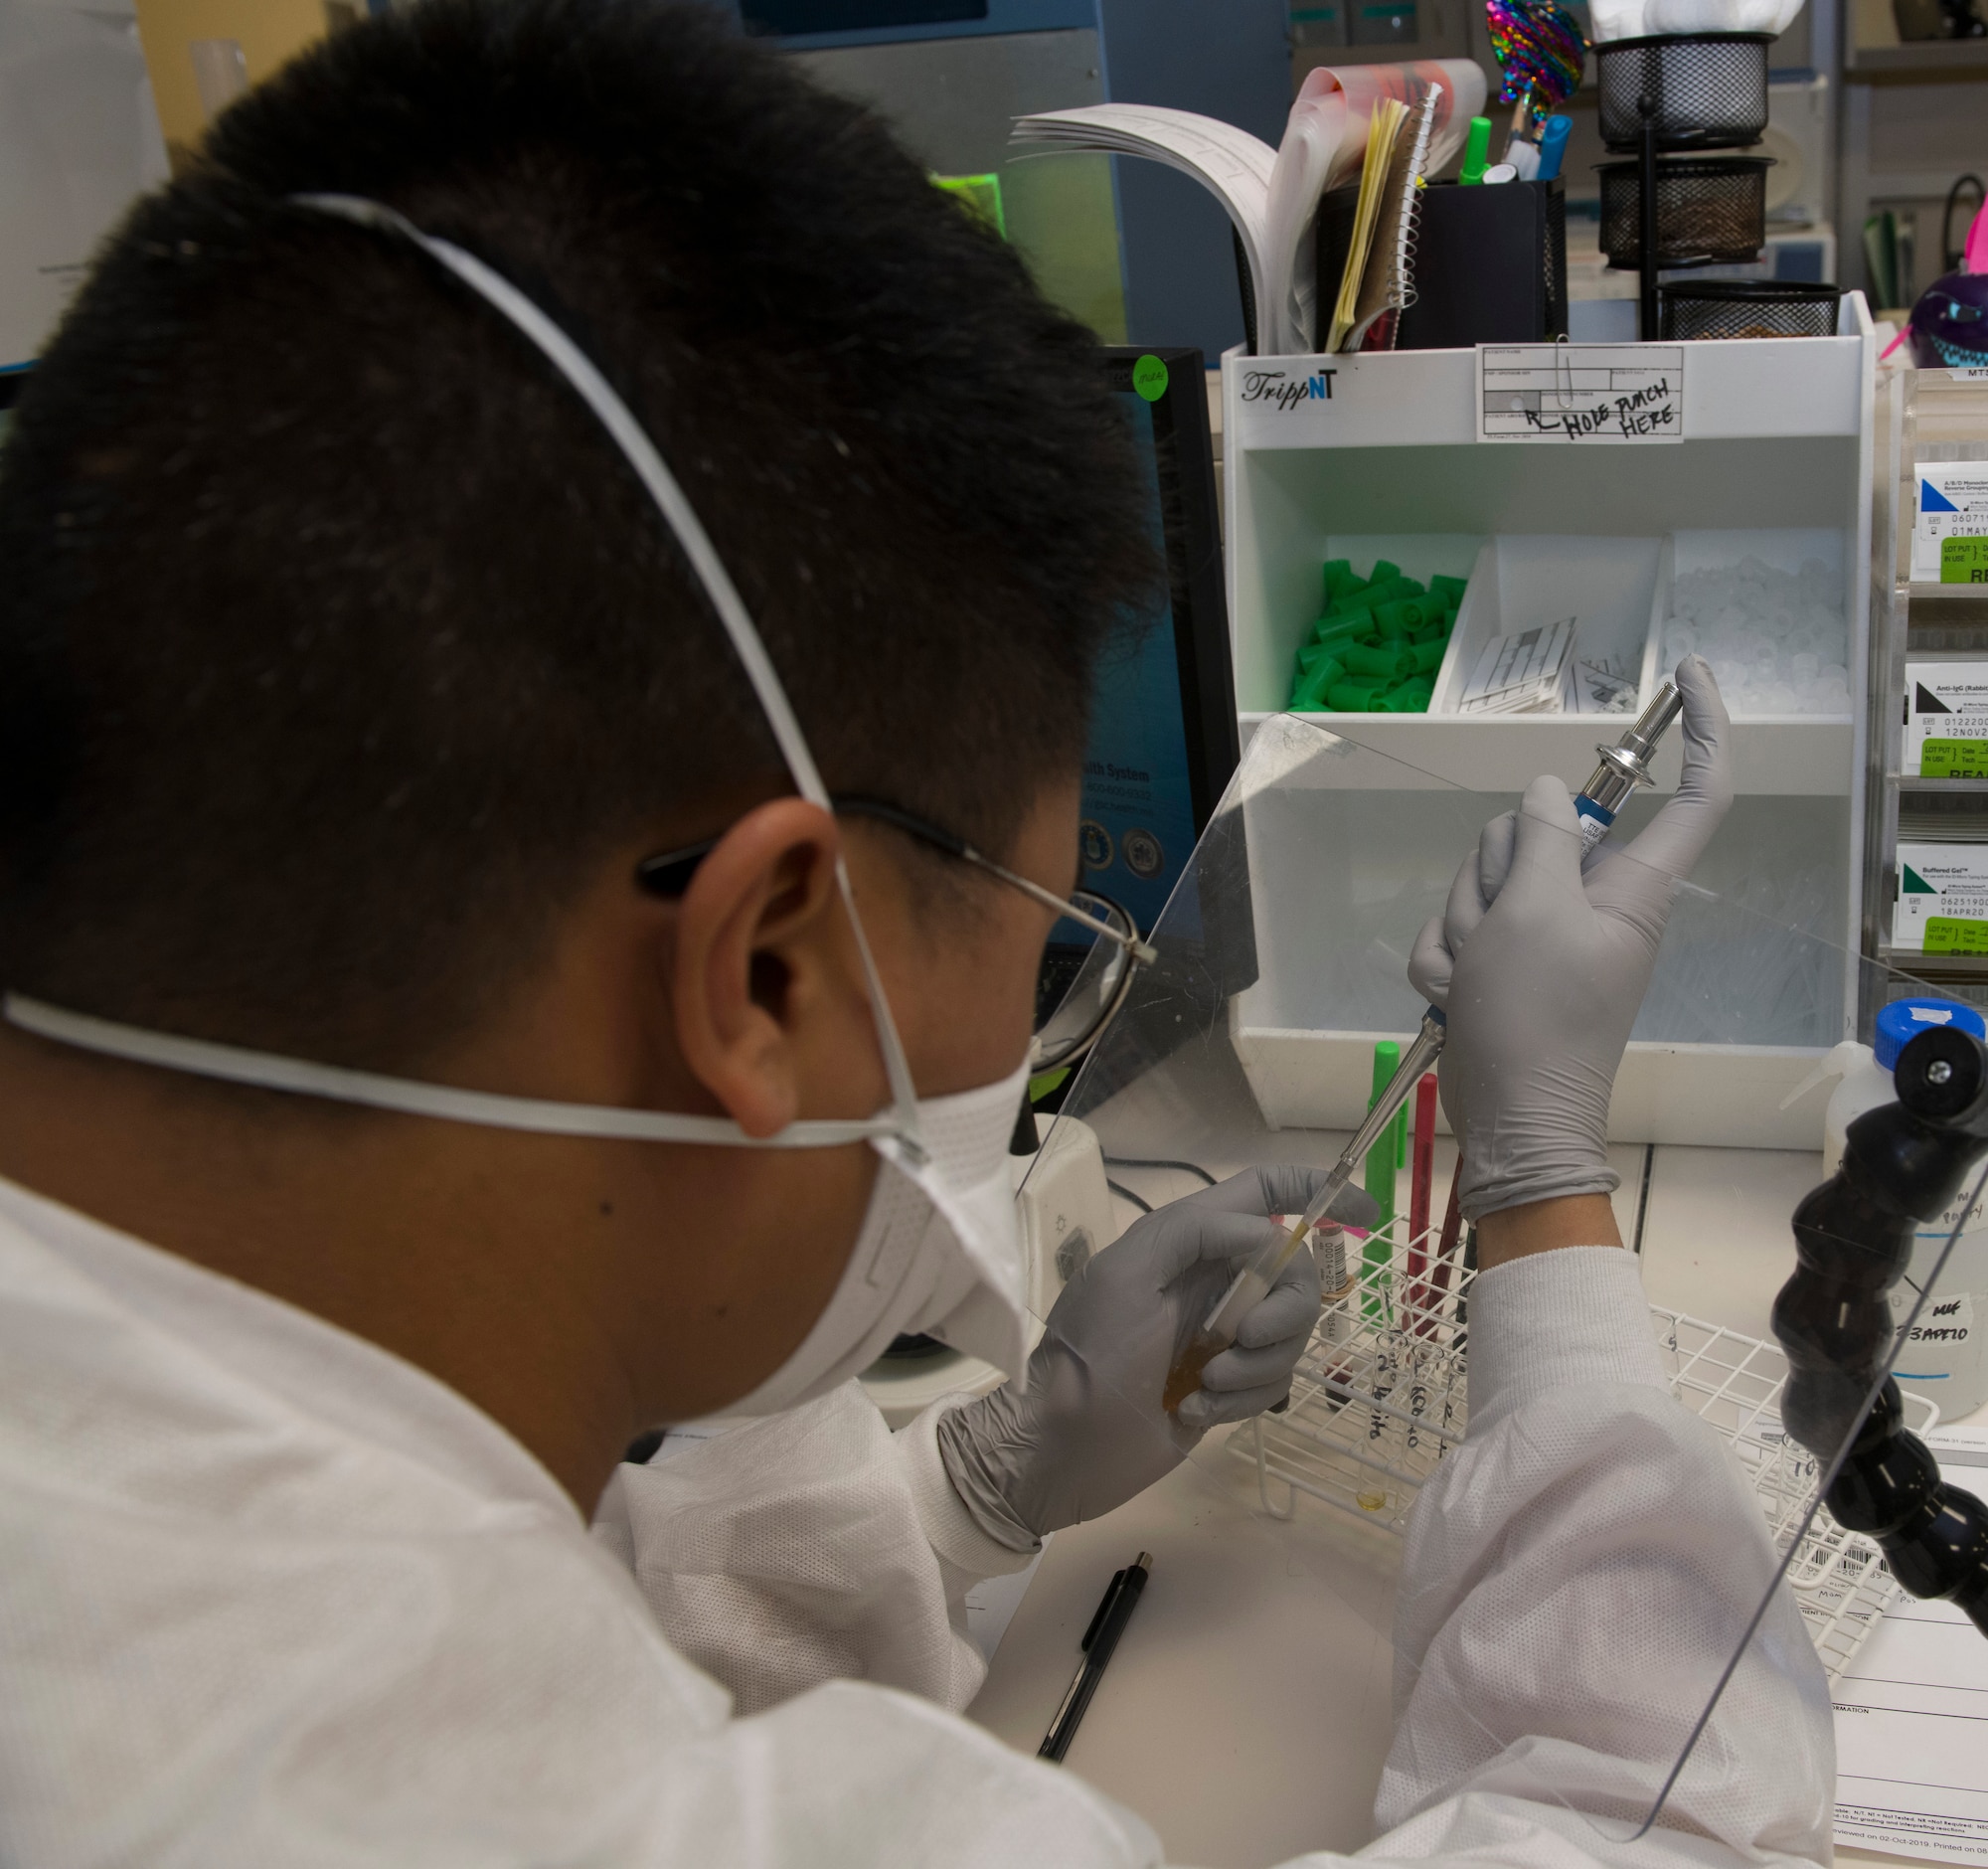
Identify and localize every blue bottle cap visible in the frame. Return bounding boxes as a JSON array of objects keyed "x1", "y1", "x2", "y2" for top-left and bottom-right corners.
[{"x1": 1875, "y1": 997, "x2": 1988, "y2": 1072}]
